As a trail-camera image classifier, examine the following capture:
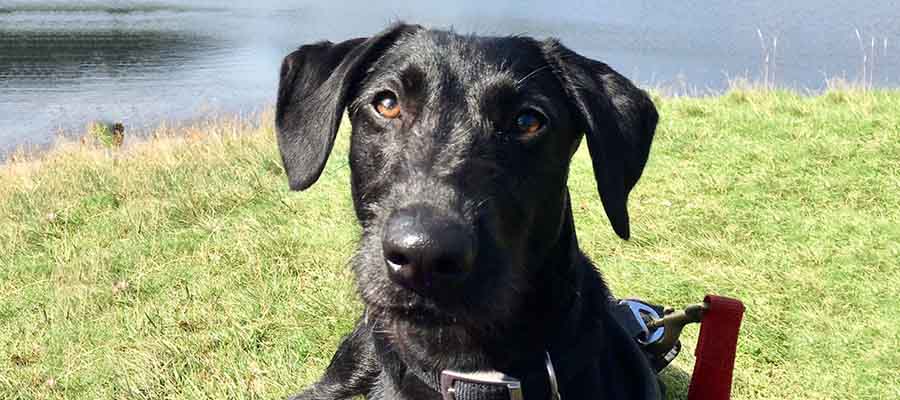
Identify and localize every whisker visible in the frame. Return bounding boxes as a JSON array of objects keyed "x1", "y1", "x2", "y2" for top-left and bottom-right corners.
[{"x1": 516, "y1": 64, "x2": 552, "y2": 88}]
